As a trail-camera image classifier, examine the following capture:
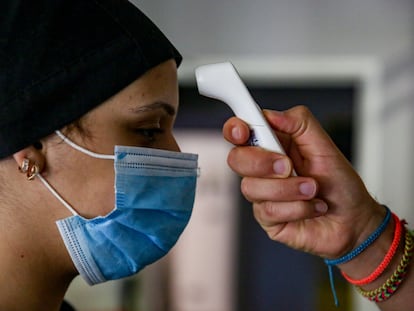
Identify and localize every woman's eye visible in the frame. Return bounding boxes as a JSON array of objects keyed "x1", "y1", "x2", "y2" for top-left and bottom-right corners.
[{"x1": 135, "y1": 128, "x2": 165, "y2": 142}]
